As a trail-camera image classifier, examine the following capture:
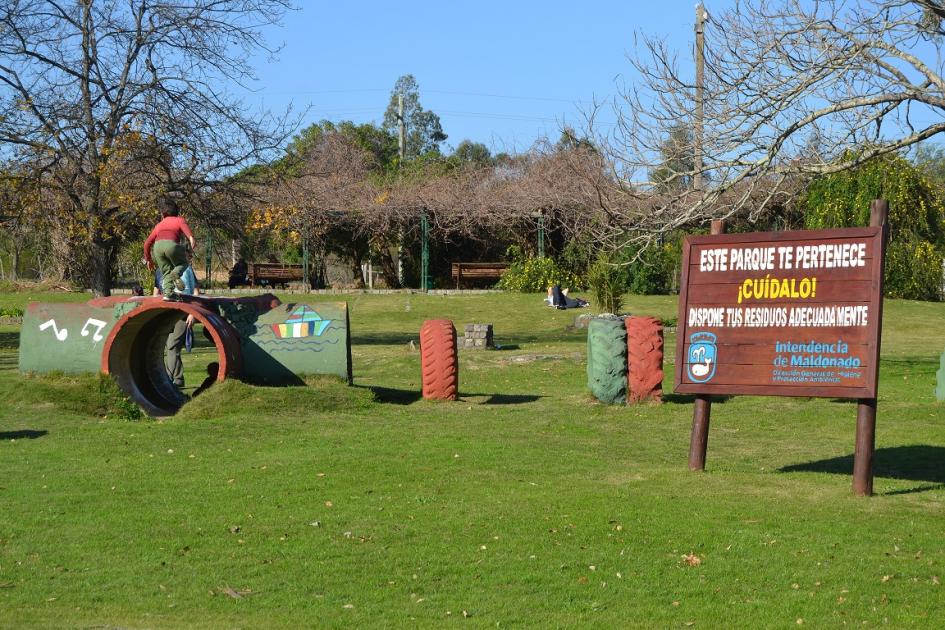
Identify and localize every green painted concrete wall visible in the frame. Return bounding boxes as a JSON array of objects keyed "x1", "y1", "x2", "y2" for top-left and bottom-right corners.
[
  {"x1": 237, "y1": 302, "x2": 351, "y2": 384},
  {"x1": 19, "y1": 302, "x2": 124, "y2": 374},
  {"x1": 20, "y1": 298, "x2": 352, "y2": 387}
]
